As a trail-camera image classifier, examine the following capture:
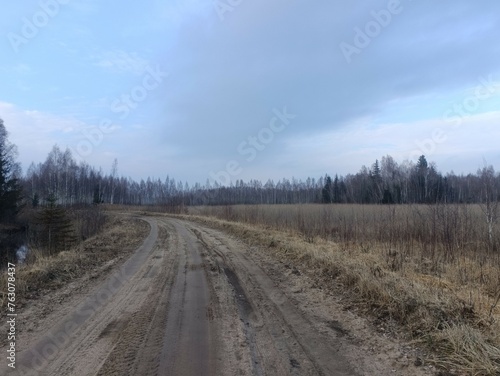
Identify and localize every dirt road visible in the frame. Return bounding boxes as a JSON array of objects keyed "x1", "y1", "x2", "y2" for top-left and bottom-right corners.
[{"x1": 1, "y1": 217, "x2": 429, "y2": 375}]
